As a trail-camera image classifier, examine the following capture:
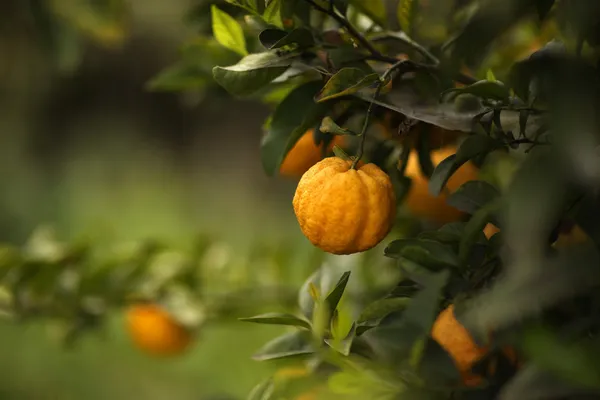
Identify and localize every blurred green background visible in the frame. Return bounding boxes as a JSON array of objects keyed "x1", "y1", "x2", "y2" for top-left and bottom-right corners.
[{"x1": 0, "y1": 0, "x2": 308, "y2": 398}]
